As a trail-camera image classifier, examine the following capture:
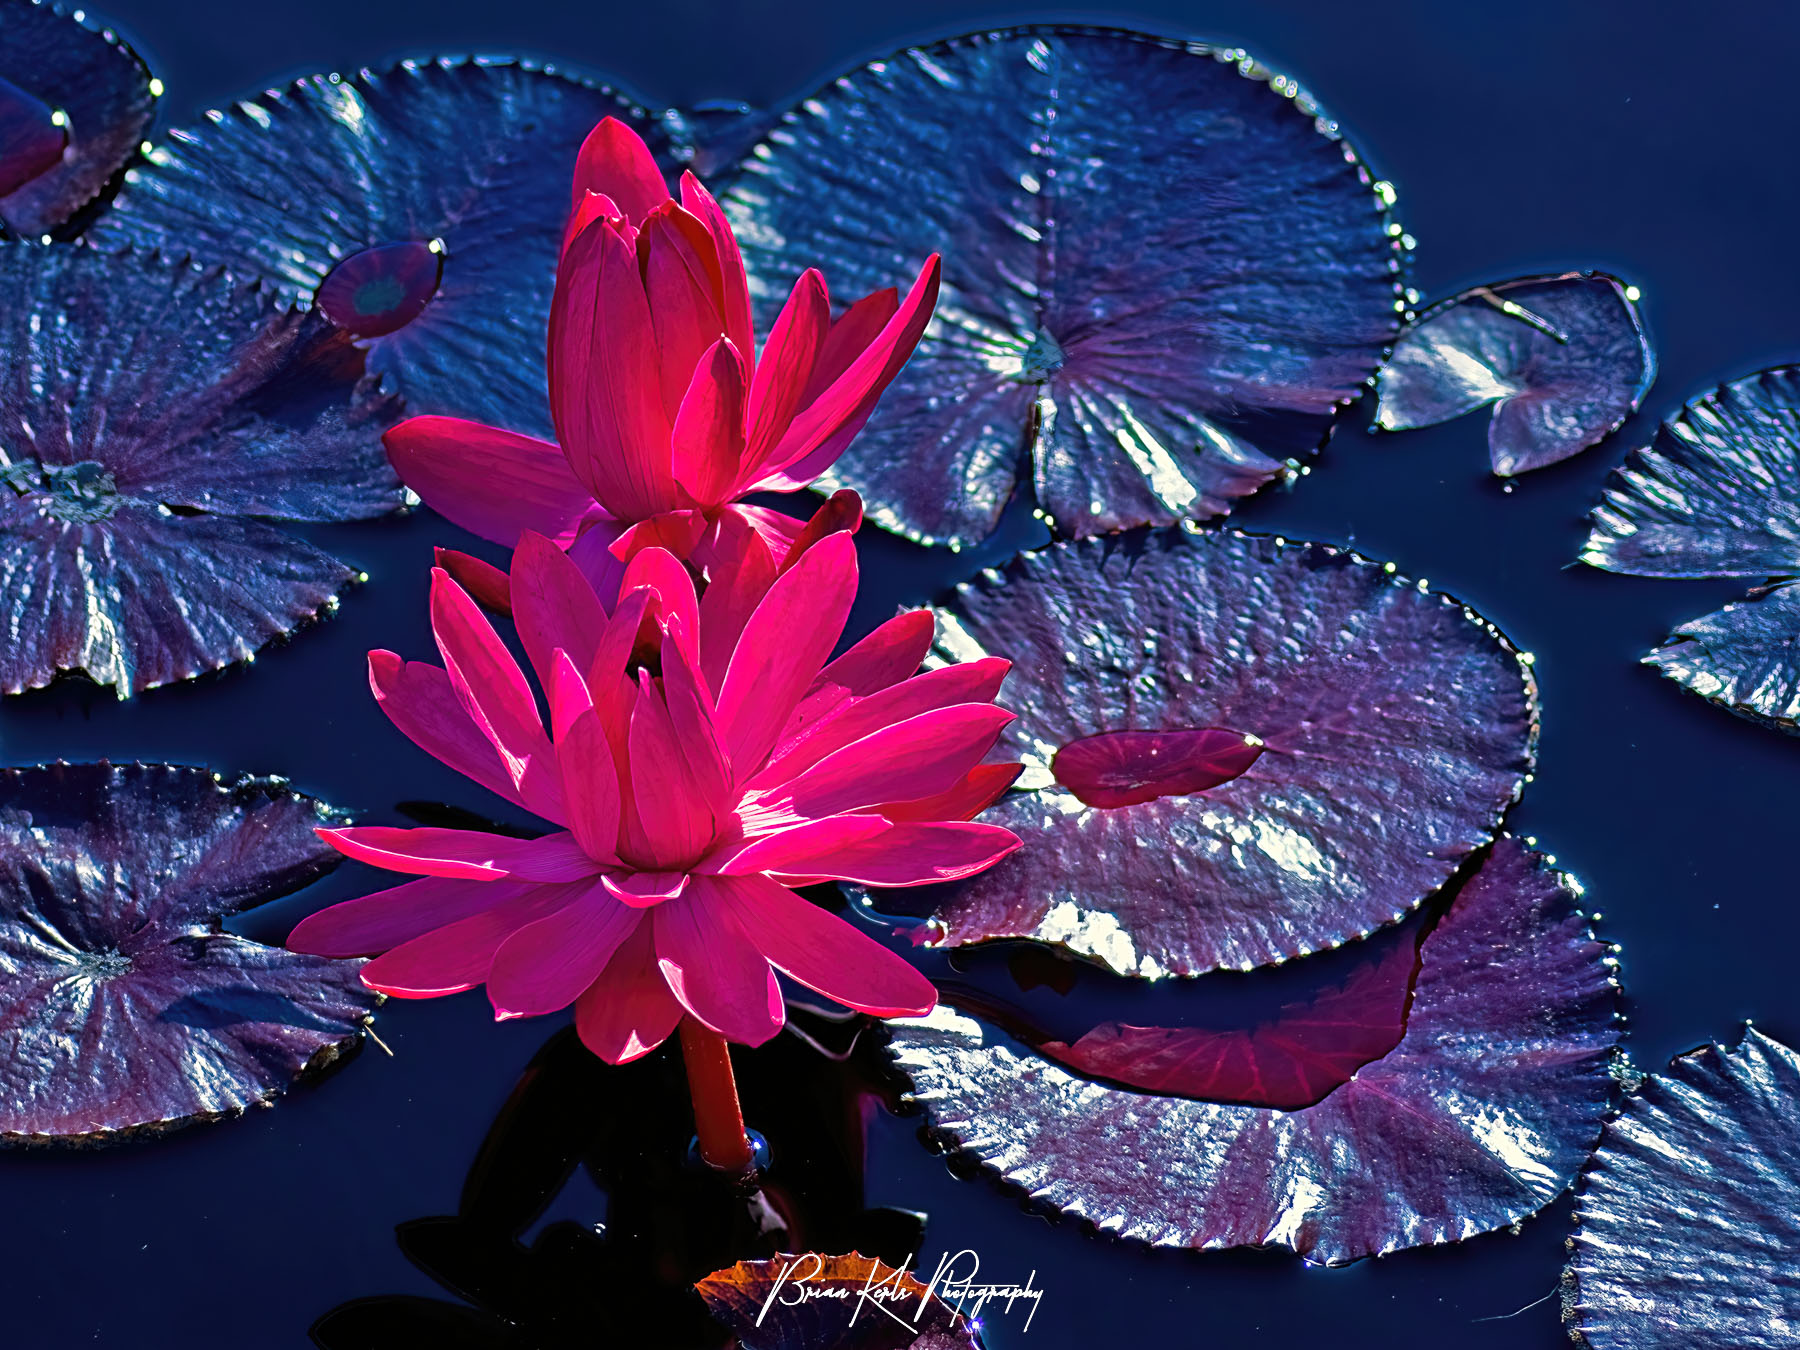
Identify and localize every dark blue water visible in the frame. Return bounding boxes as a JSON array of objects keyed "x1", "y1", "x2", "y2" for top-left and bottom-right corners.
[{"x1": 6, "y1": 2, "x2": 1799, "y2": 1345}]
